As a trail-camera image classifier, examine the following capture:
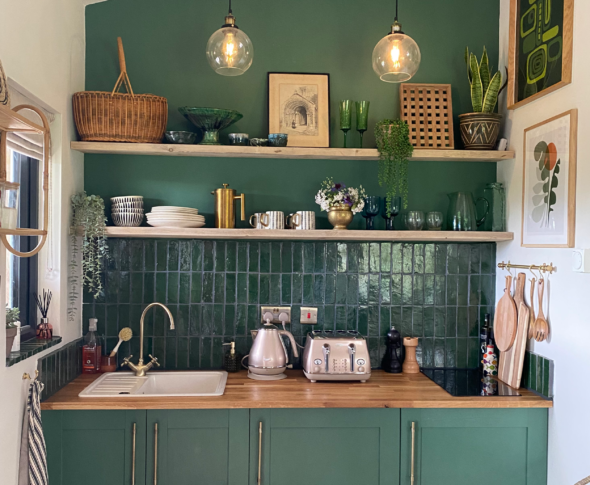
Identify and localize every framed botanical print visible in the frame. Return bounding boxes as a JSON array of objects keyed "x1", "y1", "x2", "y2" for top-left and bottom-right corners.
[
  {"x1": 268, "y1": 72, "x2": 330, "y2": 147},
  {"x1": 521, "y1": 109, "x2": 577, "y2": 247},
  {"x1": 507, "y1": 0, "x2": 574, "y2": 110}
]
